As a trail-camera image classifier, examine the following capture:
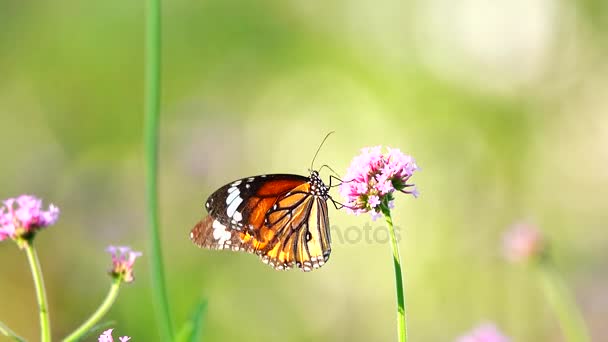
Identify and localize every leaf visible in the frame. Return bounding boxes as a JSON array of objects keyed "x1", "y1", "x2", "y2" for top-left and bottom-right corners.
[
  {"x1": 76, "y1": 320, "x2": 116, "y2": 341},
  {"x1": 176, "y1": 299, "x2": 208, "y2": 342}
]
